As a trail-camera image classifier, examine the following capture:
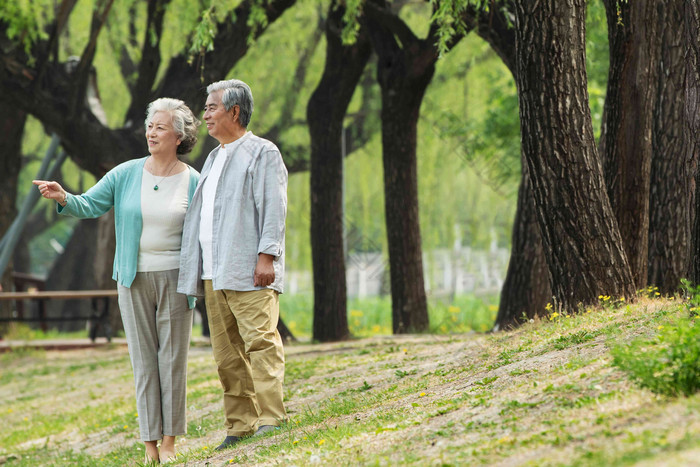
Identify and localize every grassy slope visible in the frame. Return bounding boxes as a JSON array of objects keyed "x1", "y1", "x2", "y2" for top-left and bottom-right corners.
[{"x1": 1, "y1": 297, "x2": 700, "y2": 466}]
